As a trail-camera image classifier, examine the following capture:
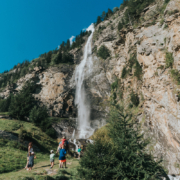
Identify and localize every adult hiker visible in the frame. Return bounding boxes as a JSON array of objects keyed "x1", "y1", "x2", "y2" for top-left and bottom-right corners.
[
  {"x1": 25, "y1": 142, "x2": 33, "y2": 169},
  {"x1": 56, "y1": 136, "x2": 69, "y2": 153},
  {"x1": 59, "y1": 145, "x2": 67, "y2": 168},
  {"x1": 27, "y1": 151, "x2": 36, "y2": 171}
]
